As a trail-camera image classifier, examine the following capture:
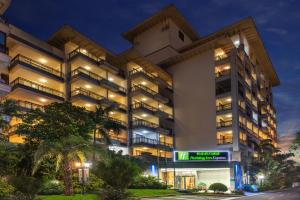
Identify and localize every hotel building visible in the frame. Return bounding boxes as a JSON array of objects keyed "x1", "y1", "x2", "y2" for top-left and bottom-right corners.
[{"x1": 0, "y1": 2, "x2": 279, "y2": 190}]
